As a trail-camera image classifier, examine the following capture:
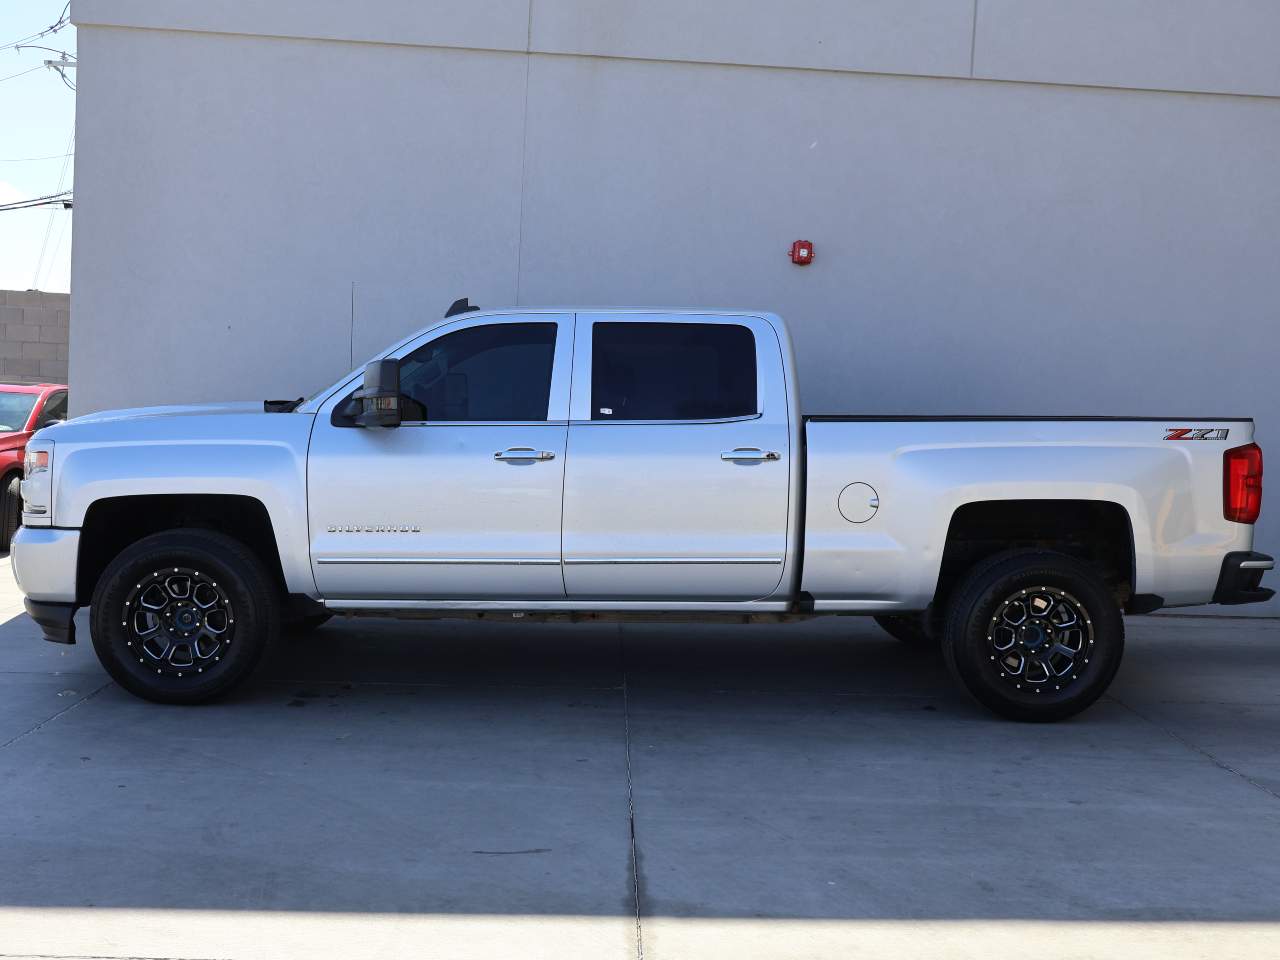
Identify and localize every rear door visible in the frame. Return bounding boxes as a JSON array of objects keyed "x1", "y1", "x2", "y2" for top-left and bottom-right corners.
[{"x1": 561, "y1": 313, "x2": 791, "y2": 600}]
